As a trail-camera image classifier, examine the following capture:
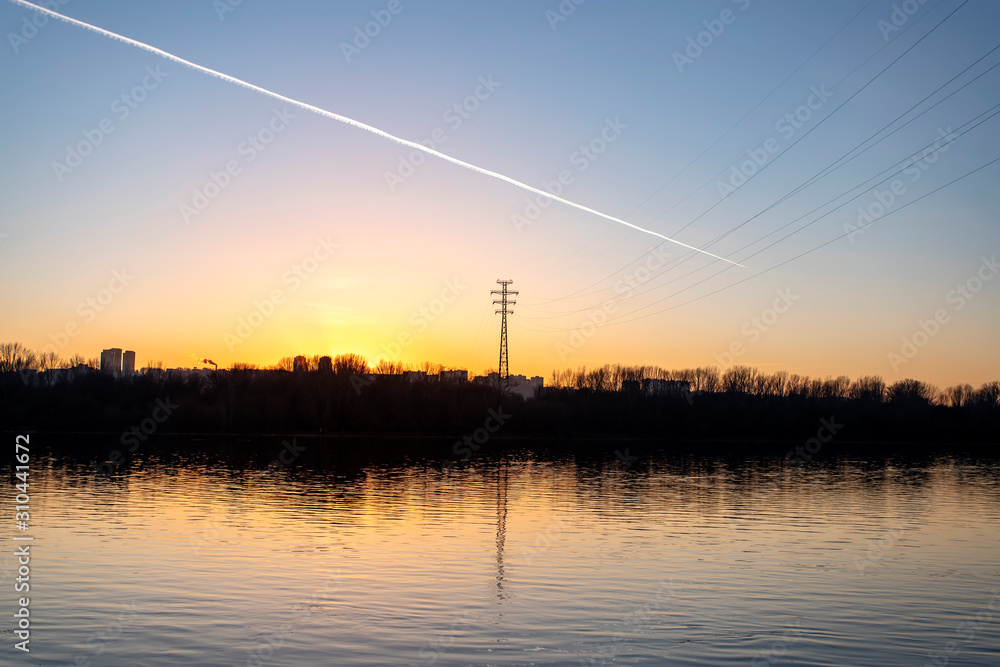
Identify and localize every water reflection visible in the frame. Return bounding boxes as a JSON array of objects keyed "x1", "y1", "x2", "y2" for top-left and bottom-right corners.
[
  {"x1": 495, "y1": 460, "x2": 508, "y2": 603},
  {"x1": 20, "y1": 443, "x2": 1000, "y2": 666}
]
